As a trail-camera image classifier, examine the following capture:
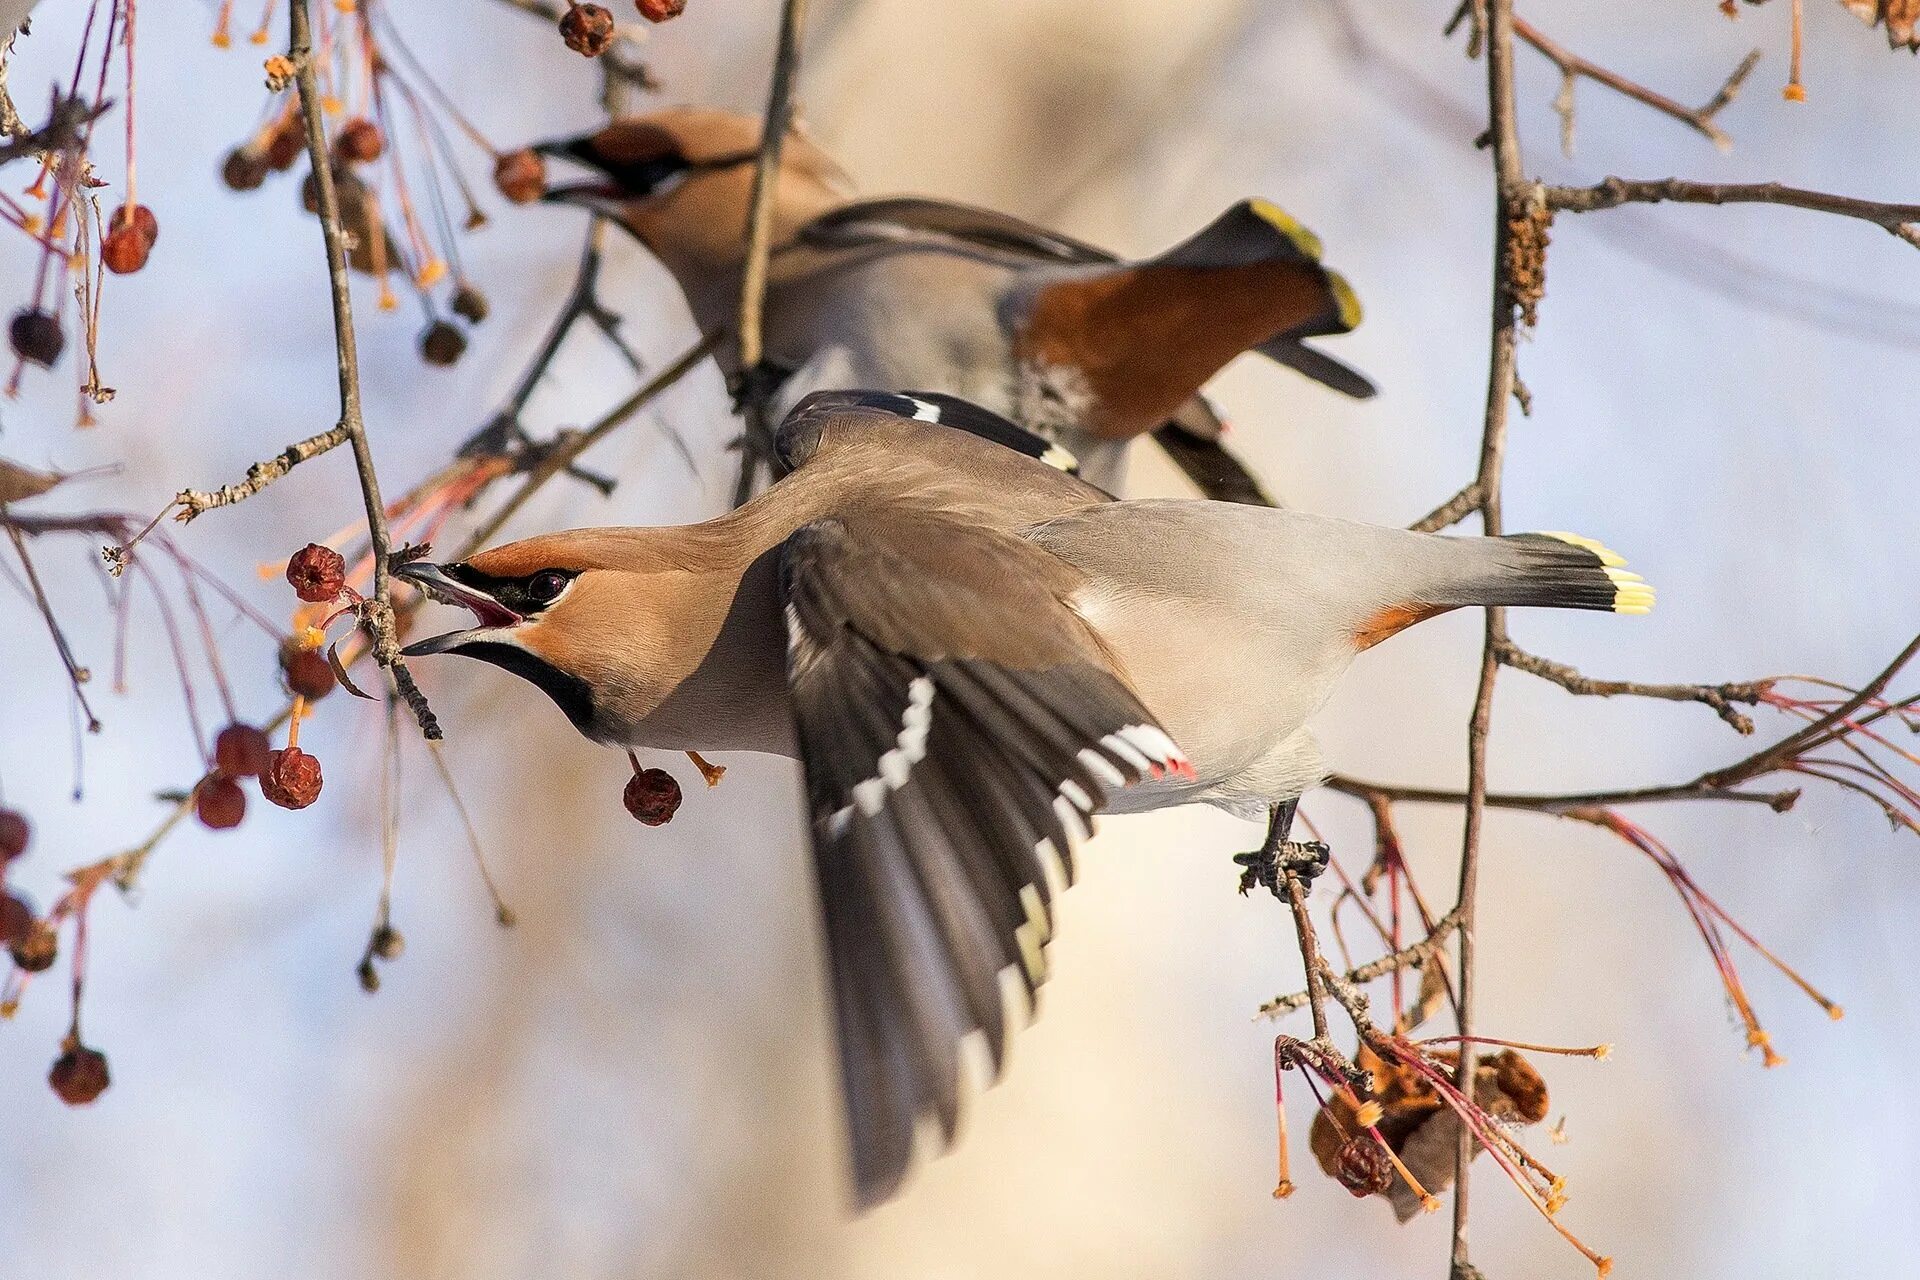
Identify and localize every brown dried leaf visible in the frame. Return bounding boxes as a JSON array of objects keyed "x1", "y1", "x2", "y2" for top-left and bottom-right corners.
[
  {"x1": 327, "y1": 642, "x2": 378, "y2": 701},
  {"x1": 0, "y1": 458, "x2": 66, "y2": 505}
]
